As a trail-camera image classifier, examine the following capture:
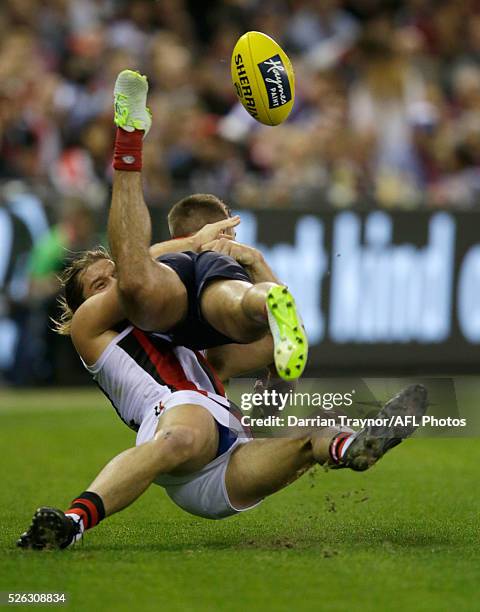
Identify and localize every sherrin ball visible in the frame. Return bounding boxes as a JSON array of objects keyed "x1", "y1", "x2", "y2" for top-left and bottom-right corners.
[{"x1": 231, "y1": 31, "x2": 295, "y2": 126}]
